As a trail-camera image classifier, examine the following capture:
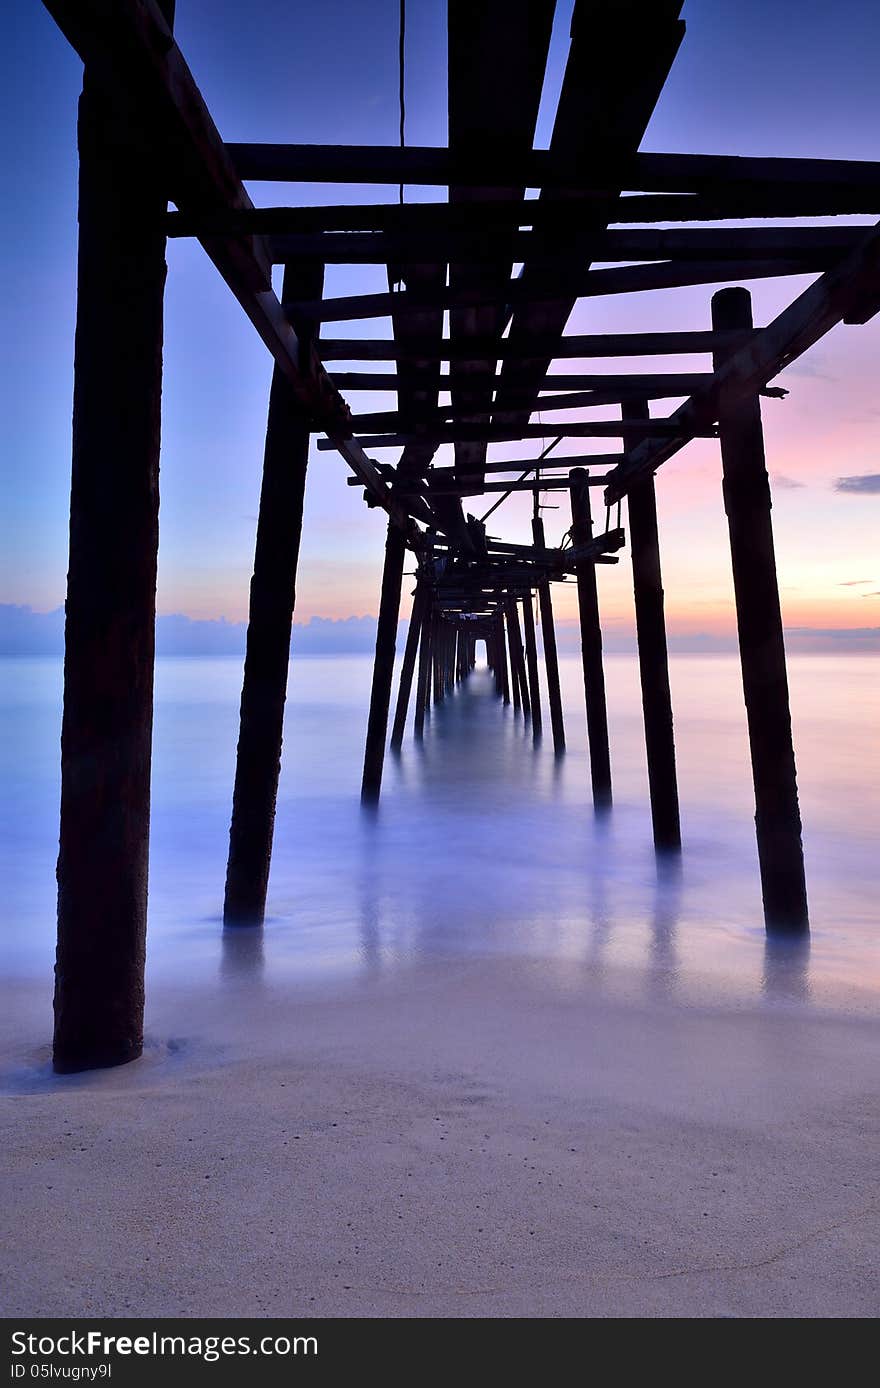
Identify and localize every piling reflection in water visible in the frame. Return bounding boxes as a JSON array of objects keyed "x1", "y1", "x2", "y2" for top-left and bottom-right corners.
[
  {"x1": 220, "y1": 925, "x2": 266, "y2": 985},
  {"x1": 762, "y1": 936, "x2": 812, "y2": 1005}
]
